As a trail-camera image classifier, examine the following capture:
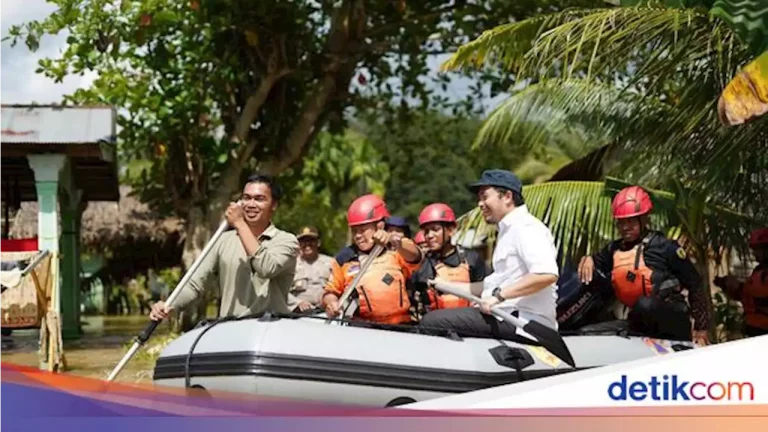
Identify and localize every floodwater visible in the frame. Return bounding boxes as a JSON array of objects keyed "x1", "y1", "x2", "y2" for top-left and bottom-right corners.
[{"x1": 1, "y1": 315, "x2": 174, "y2": 384}]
